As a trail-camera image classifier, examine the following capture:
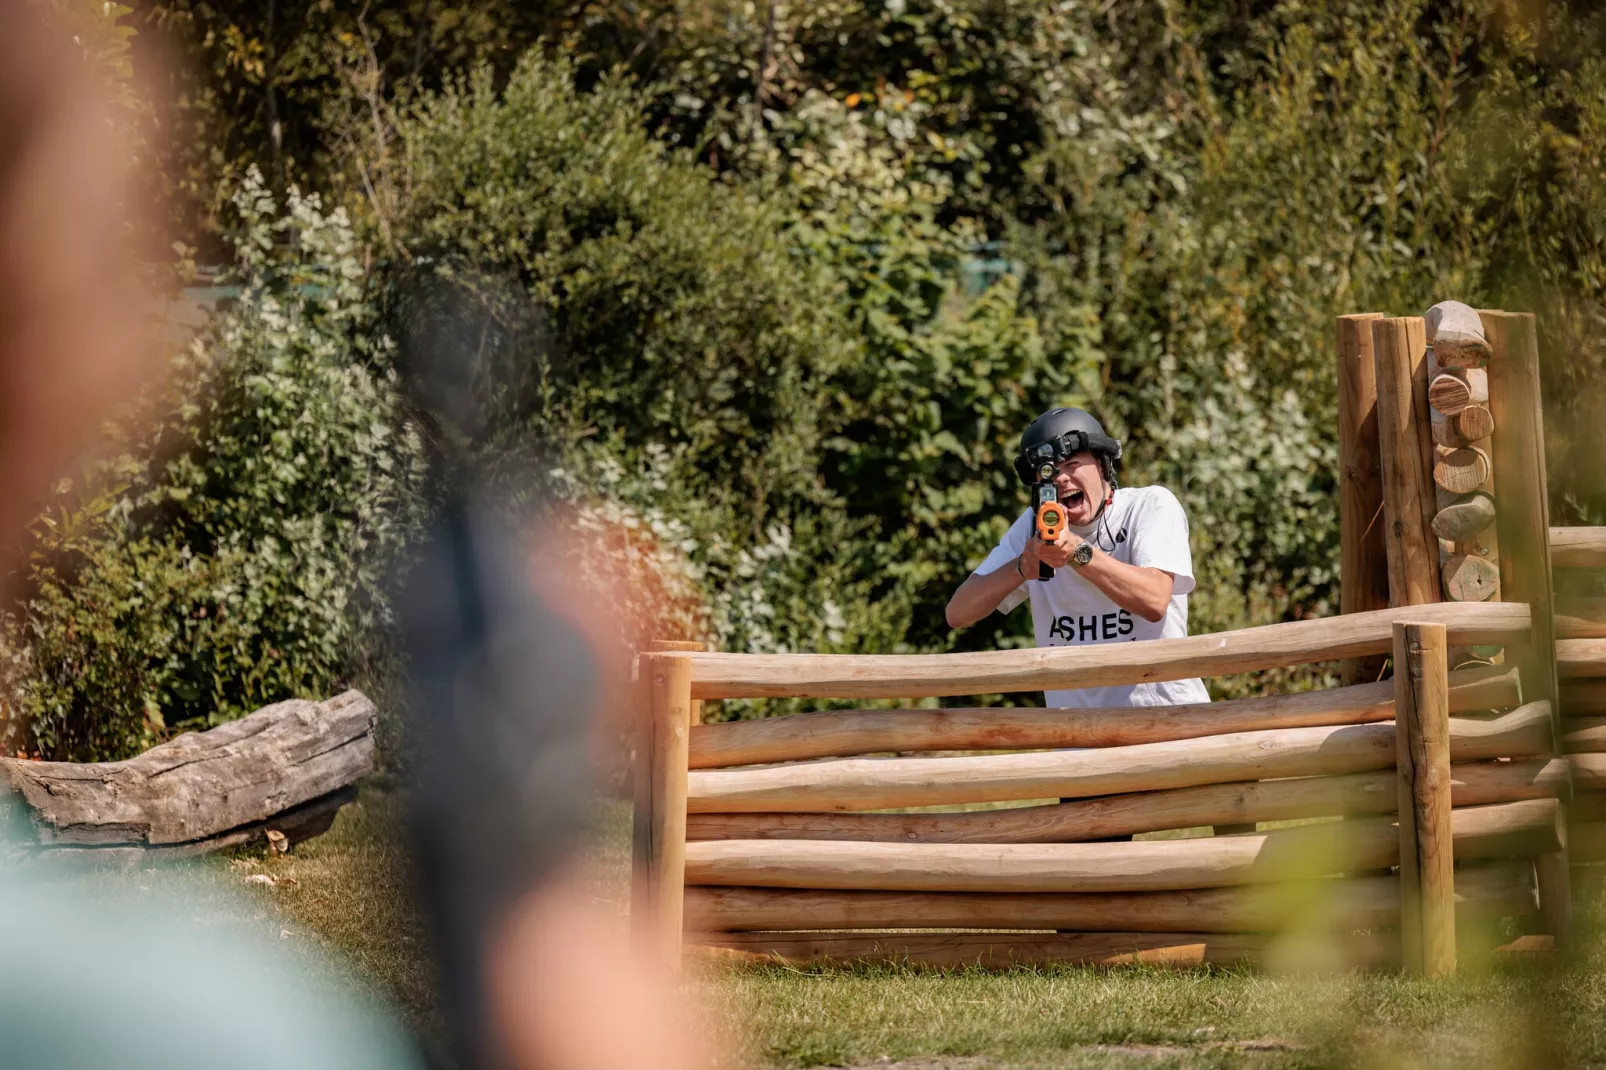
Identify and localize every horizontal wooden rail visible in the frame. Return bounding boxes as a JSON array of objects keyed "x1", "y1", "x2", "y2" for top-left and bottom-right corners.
[
  {"x1": 683, "y1": 799, "x2": 1558, "y2": 893},
  {"x1": 690, "y1": 665, "x2": 1519, "y2": 769},
  {"x1": 1560, "y1": 639, "x2": 1606, "y2": 680},
  {"x1": 693, "y1": 930, "x2": 1376, "y2": 970},
  {"x1": 1553, "y1": 527, "x2": 1606, "y2": 569},
  {"x1": 687, "y1": 703, "x2": 1551, "y2": 813},
  {"x1": 1557, "y1": 598, "x2": 1606, "y2": 640},
  {"x1": 686, "y1": 758, "x2": 1566, "y2": 843},
  {"x1": 1564, "y1": 681, "x2": 1606, "y2": 717},
  {"x1": 1564, "y1": 719, "x2": 1606, "y2": 754},
  {"x1": 676, "y1": 602, "x2": 1528, "y2": 700},
  {"x1": 1571, "y1": 753, "x2": 1606, "y2": 791},
  {"x1": 685, "y1": 862, "x2": 1536, "y2": 933}
]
